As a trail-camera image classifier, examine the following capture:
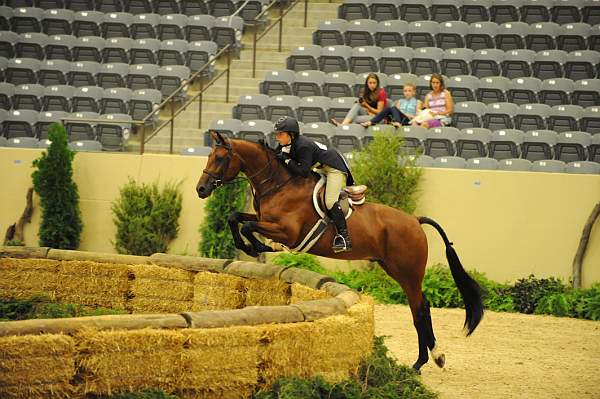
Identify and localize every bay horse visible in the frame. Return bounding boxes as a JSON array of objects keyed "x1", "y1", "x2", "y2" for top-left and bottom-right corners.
[{"x1": 196, "y1": 131, "x2": 484, "y2": 372}]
